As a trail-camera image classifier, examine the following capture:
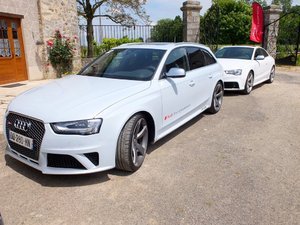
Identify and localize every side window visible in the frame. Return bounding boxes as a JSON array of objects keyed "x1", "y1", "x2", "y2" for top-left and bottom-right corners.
[
  {"x1": 165, "y1": 48, "x2": 188, "y2": 72},
  {"x1": 254, "y1": 49, "x2": 260, "y2": 58},
  {"x1": 186, "y1": 47, "x2": 205, "y2": 70},
  {"x1": 260, "y1": 48, "x2": 269, "y2": 57},
  {"x1": 202, "y1": 49, "x2": 217, "y2": 66}
]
